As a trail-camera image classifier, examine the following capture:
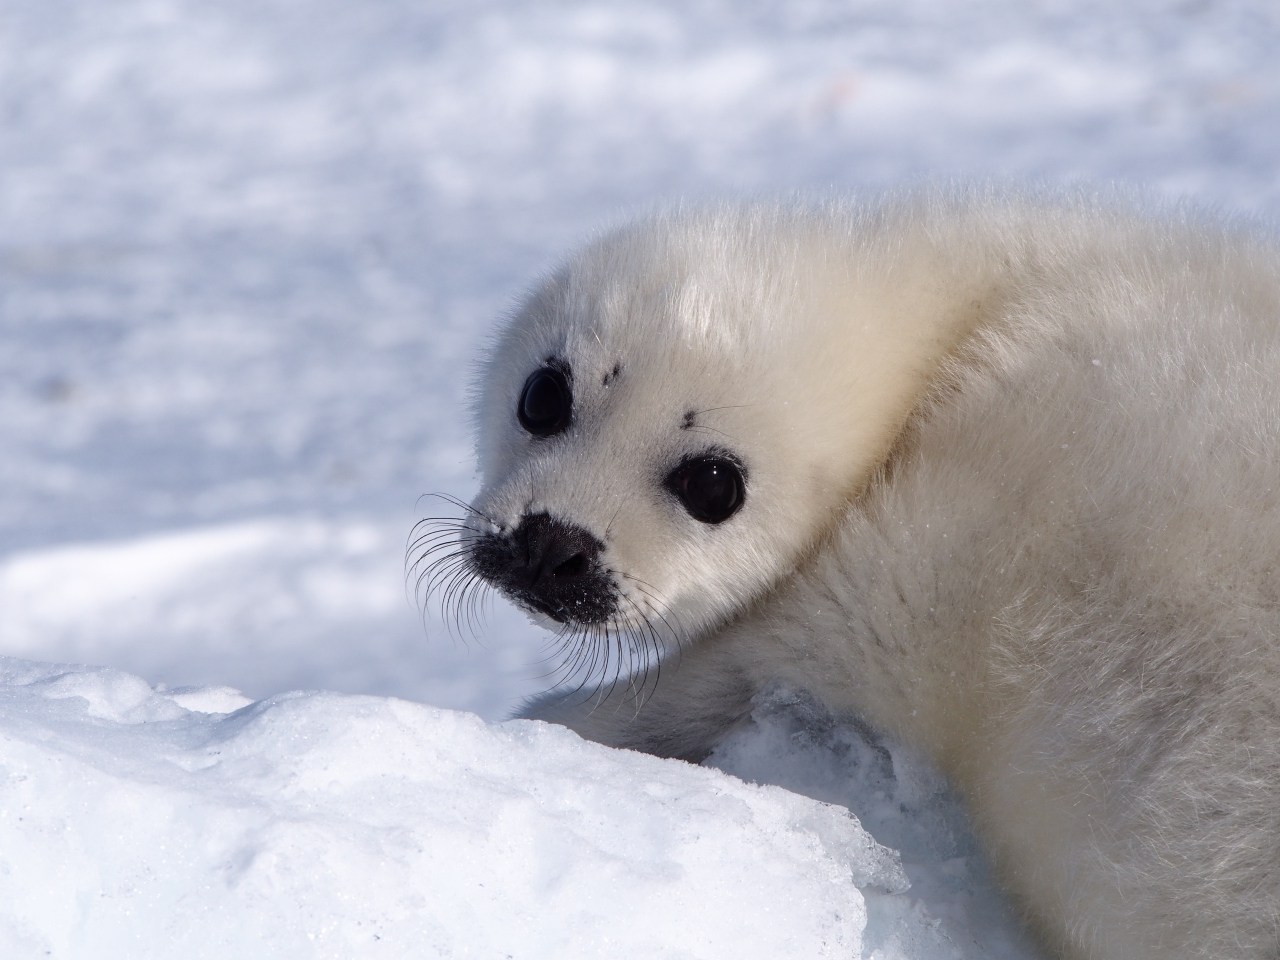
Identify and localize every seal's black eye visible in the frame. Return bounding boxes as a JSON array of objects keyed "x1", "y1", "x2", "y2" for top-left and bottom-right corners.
[
  {"x1": 665, "y1": 455, "x2": 746, "y2": 524},
  {"x1": 518, "y1": 367, "x2": 572, "y2": 437}
]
